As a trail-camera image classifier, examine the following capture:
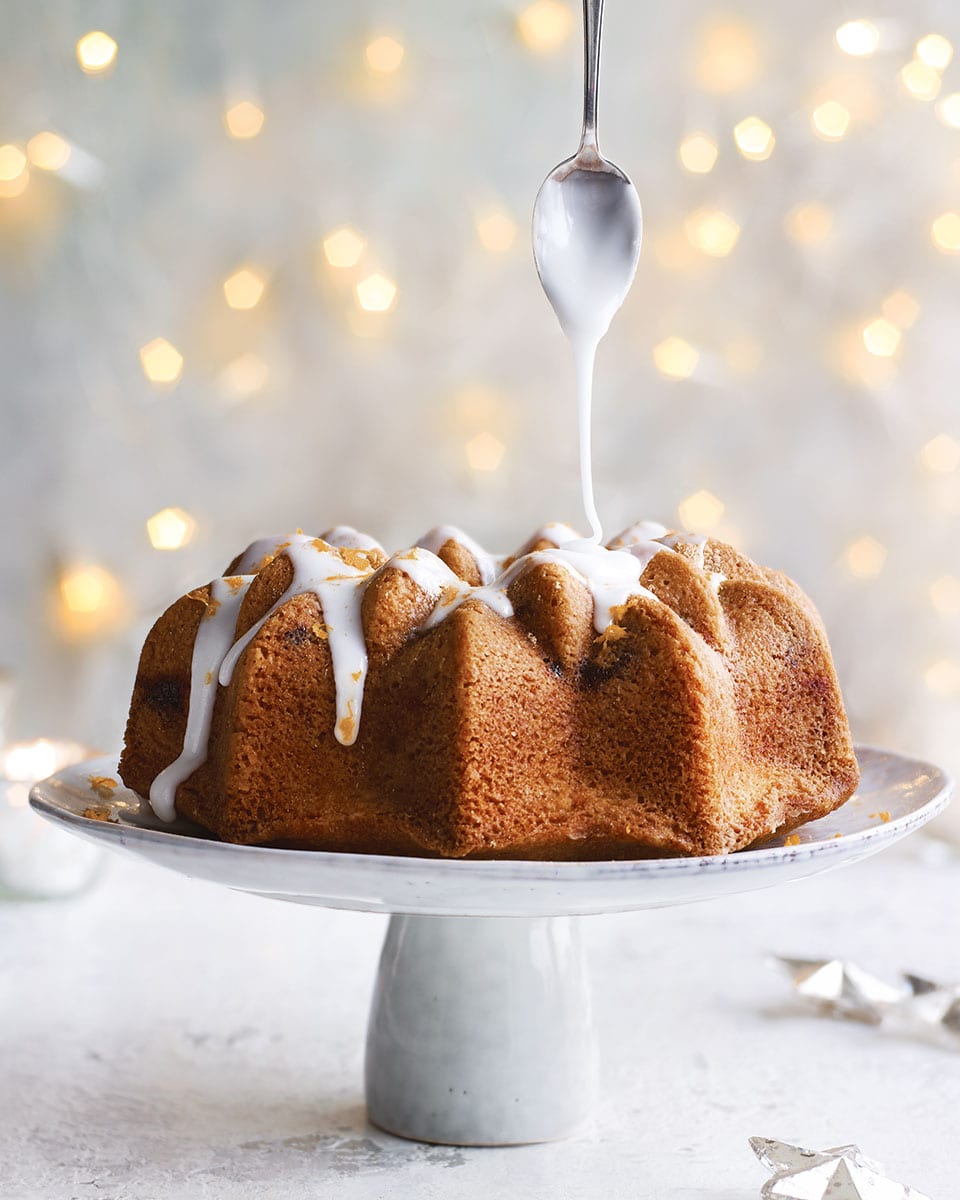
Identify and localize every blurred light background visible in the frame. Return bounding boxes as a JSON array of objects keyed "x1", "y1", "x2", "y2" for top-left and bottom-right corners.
[{"x1": 2, "y1": 2, "x2": 958, "y2": 828}]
